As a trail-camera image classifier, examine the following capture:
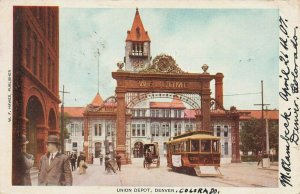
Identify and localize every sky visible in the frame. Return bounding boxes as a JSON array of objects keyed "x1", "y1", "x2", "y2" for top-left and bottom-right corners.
[{"x1": 59, "y1": 8, "x2": 279, "y2": 110}]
